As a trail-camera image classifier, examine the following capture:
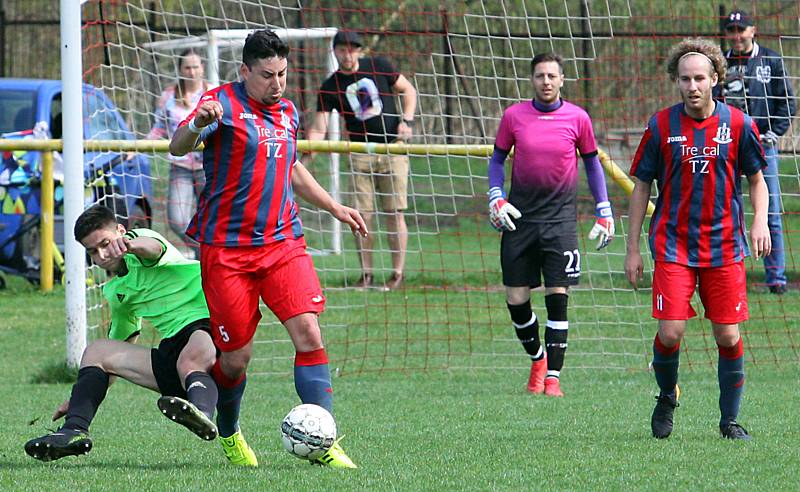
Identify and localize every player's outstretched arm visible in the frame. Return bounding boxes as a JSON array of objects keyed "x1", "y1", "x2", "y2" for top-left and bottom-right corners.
[
  {"x1": 292, "y1": 161, "x2": 368, "y2": 237},
  {"x1": 624, "y1": 177, "x2": 651, "y2": 288},
  {"x1": 747, "y1": 171, "x2": 771, "y2": 259}
]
